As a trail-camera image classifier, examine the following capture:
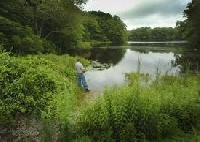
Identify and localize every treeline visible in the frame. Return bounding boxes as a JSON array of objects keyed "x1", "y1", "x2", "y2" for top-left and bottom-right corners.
[
  {"x1": 128, "y1": 26, "x2": 184, "y2": 41},
  {"x1": 128, "y1": 0, "x2": 200, "y2": 50},
  {"x1": 0, "y1": 0, "x2": 199, "y2": 54},
  {"x1": 0, "y1": 0, "x2": 127, "y2": 54}
]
